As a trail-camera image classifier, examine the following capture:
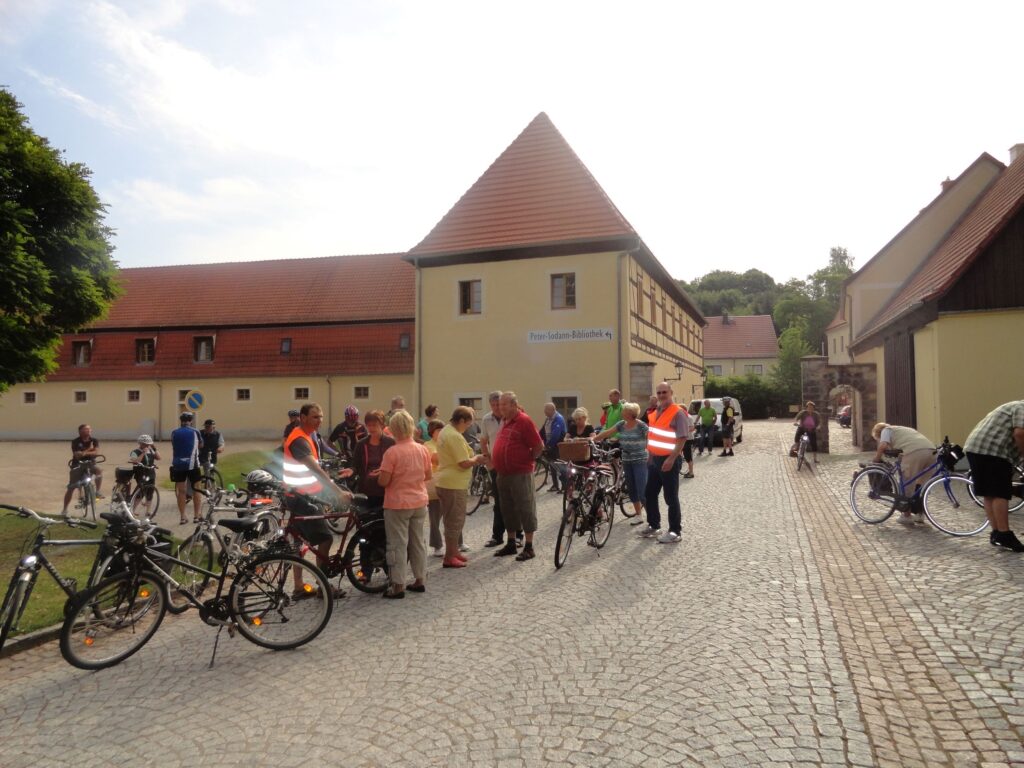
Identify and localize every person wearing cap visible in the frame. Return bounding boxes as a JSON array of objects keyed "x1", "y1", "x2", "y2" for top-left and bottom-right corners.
[
  {"x1": 128, "y1": 434, "x2": 161, "y2": 516},
  {"x1": 720, "y1": 397, "x2": 737, "y2": 457},
  {"x1": 171, "y1": 412, "x2": 203, "y2": 524},
  {"x1": 283, "y1": 409, "x2": 301, "y2": 442},
  {"x1": 199, "y1": 418, "x2": 225, "y2": 468}
]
